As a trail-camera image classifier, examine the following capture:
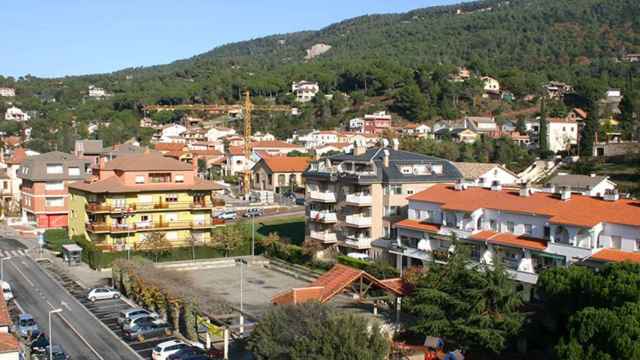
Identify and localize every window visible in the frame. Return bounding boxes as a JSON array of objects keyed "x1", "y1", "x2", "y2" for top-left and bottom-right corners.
[
  {"x1": 431, "y1": 164, "x2": 443, "y2": 174},
  {"x1": 45, "y1": 182, "x2": 64, "y2": 191},
  {"x1": 490, "y1": 220, "x2": 497, "y2": 231},
  {"x1": 544, "y1": 225, "x2": 551, "y2": 239},
  {"x1": 636, "y1": 239, "x2": 640, "y2": 251},
  {"x1": 389, "y1": 185, "x2": 402, "y2": 195},
  {"x1": 46, "y1": 164, "x2": 63, "y2": 174},
  {"x1": 46, "y1": 197, "x2": 64, "y2": 207},
  {"x1": 2, "y1": 181, "x2": 7, "y2": 190},
  {"x1": 507, "y1": 221, "x2": 515, "y2": 233},
  {"x1": 140, "y1": 215, "x2": 150, "y2": 222},
  {"x1": 175, "y1": 175, "x2": 184, "y2": 183},
  {"x1": 68, "y1": 167, "x2": 80, "y2": 176},
  {"x1": 150, "y1": 173, "x2": 171, "y2": 183},
  {"x1": 165, "y1": 194, "x2": 178, "y2": 203},
  {"x1": 524, "y1": 224, "x2": 533, "y2": 235},
  {"x1": 386, "y1": 206, "x2": 400, "y2": 217},
  {"x1": 135, "y1": 176, "x2": 145, "y2": 184},
  {"x1": 612, "y1": 236, "x2": 622, "y2": 249},
  {"x1": 407, "y1": 189, "x2": 414, "y2": 195},
  {"x1": 401, "y1": 167, "x2": 412, "y2": 174}
]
